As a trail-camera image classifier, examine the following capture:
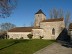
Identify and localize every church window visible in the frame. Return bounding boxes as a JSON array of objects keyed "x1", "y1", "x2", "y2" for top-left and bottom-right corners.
[{"x1": 52, "y1": 28, "x2": 55, "y2": 35}]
